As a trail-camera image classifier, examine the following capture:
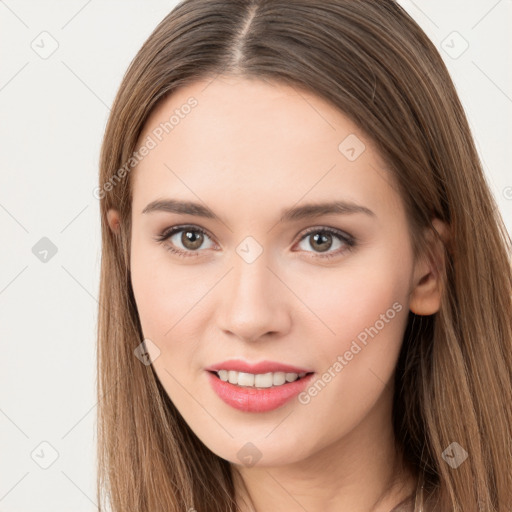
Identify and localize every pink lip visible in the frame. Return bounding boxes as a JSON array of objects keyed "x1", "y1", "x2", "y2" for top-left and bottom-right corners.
[
  {"x1": 204, "y1": 359, "x2": 313, "y2": 374},
  {"x1": 206, "y1": 371, "x2": 315, "y2": 413}
]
